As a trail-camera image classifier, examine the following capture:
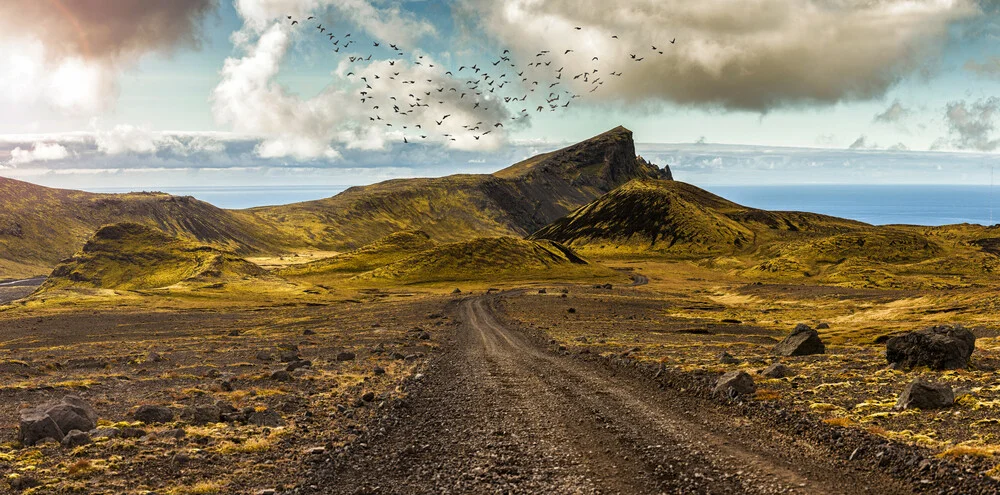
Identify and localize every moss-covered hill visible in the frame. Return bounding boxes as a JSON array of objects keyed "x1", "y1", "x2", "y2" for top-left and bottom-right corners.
[
  {"x1": 40, "y1": 223, "x2": 270, "y2": 292},
  {"x1": 278, "y1": 231, "x2": 436, "y2": 282}
]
